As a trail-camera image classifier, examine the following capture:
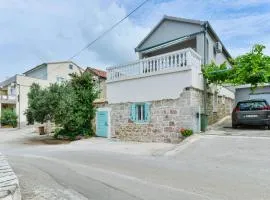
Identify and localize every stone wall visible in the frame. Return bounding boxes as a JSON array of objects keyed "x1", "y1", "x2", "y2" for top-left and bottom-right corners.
[
  {"x1": 189, "y1": 88, "x2": 234, "y2": 125},
  {"x1": 0, "y1": 153, "x2": 21, "y2": 200},
  {"x1": 108, "y1": 87, "x2": 234, "y2": 143}
]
